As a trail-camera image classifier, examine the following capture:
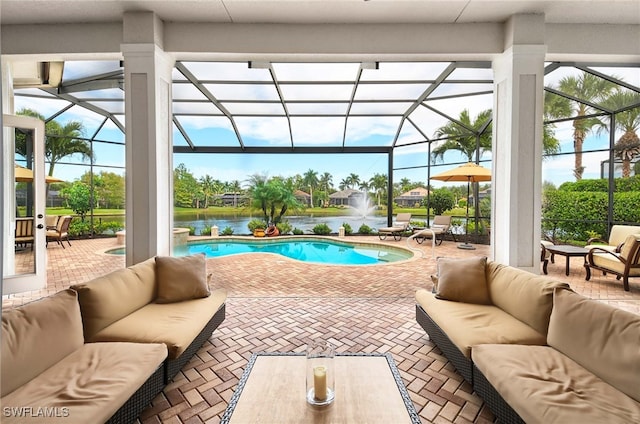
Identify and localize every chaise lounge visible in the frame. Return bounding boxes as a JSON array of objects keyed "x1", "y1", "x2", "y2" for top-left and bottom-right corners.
[{"x1": 378, "y1": 213, "x2": 412, "y2": 241}]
